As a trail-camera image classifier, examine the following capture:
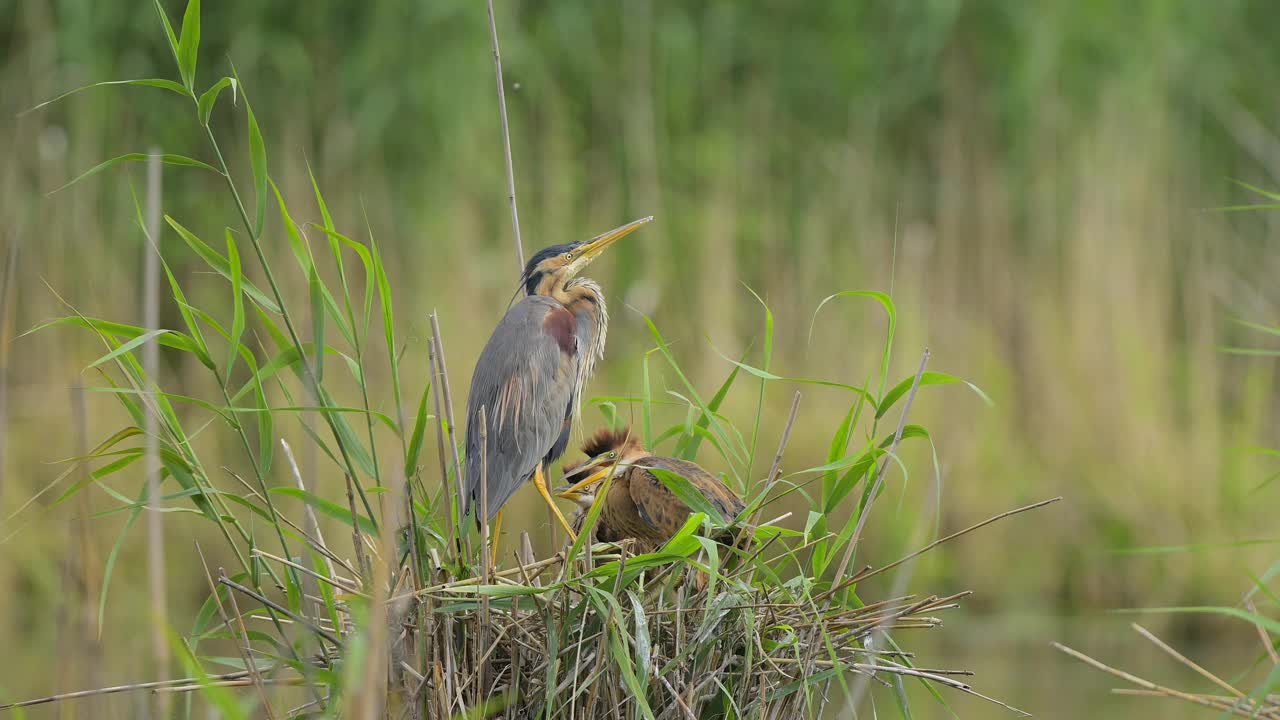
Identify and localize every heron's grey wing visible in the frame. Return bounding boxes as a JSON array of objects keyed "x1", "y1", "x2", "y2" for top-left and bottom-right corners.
[{"x1": 463, "y1": 296, "x2": 578, "y2": 521}]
